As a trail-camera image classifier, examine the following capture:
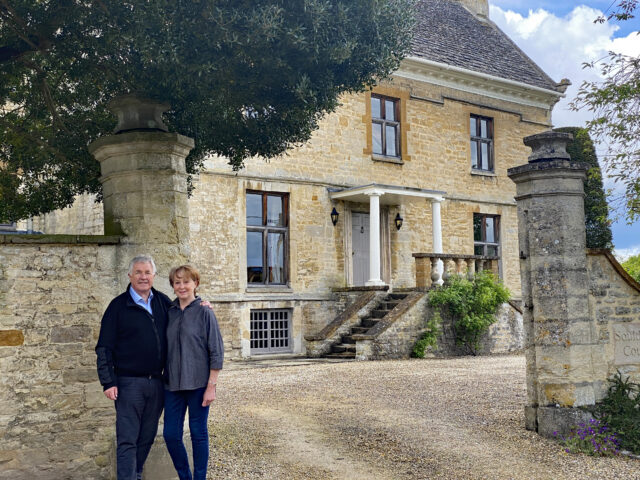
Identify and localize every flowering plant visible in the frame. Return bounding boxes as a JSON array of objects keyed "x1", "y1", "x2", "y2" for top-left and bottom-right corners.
[{"x1": 556, "y1": 419, "x2": 620, "y2": 456}]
